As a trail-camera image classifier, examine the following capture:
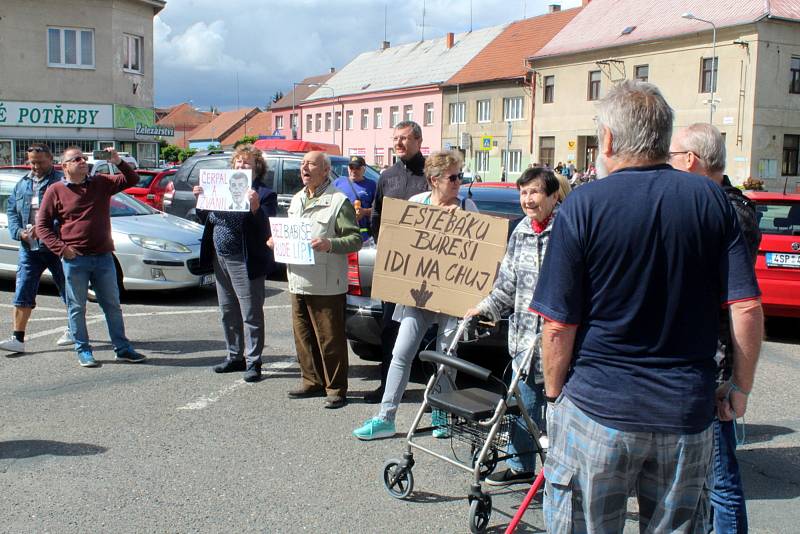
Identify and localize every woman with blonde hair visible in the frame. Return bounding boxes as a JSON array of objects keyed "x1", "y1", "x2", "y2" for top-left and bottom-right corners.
[
  {"x1": 354, "y1": 150, "x2": 478, "y2": 440},
  {"x1": 193, "y1": 145, "x2": 277, "y2": 382}
]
